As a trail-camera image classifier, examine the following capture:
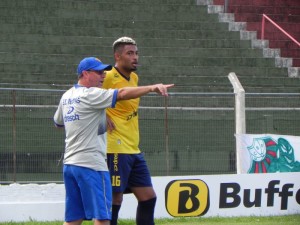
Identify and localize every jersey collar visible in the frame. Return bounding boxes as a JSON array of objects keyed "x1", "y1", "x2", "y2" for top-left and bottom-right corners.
[
  {"x1": 74, "y1": 83, "x2": 83, "y2": 89},
  {"x1": 114, "y1": 67, "x2": 130, "y2": 81}
]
